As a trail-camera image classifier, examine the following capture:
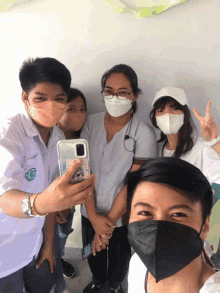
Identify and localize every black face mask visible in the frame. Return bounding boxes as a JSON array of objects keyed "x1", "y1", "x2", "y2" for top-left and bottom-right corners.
[{"x1": 127, "y1": 220, "x2": 204, "y2": 283}]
